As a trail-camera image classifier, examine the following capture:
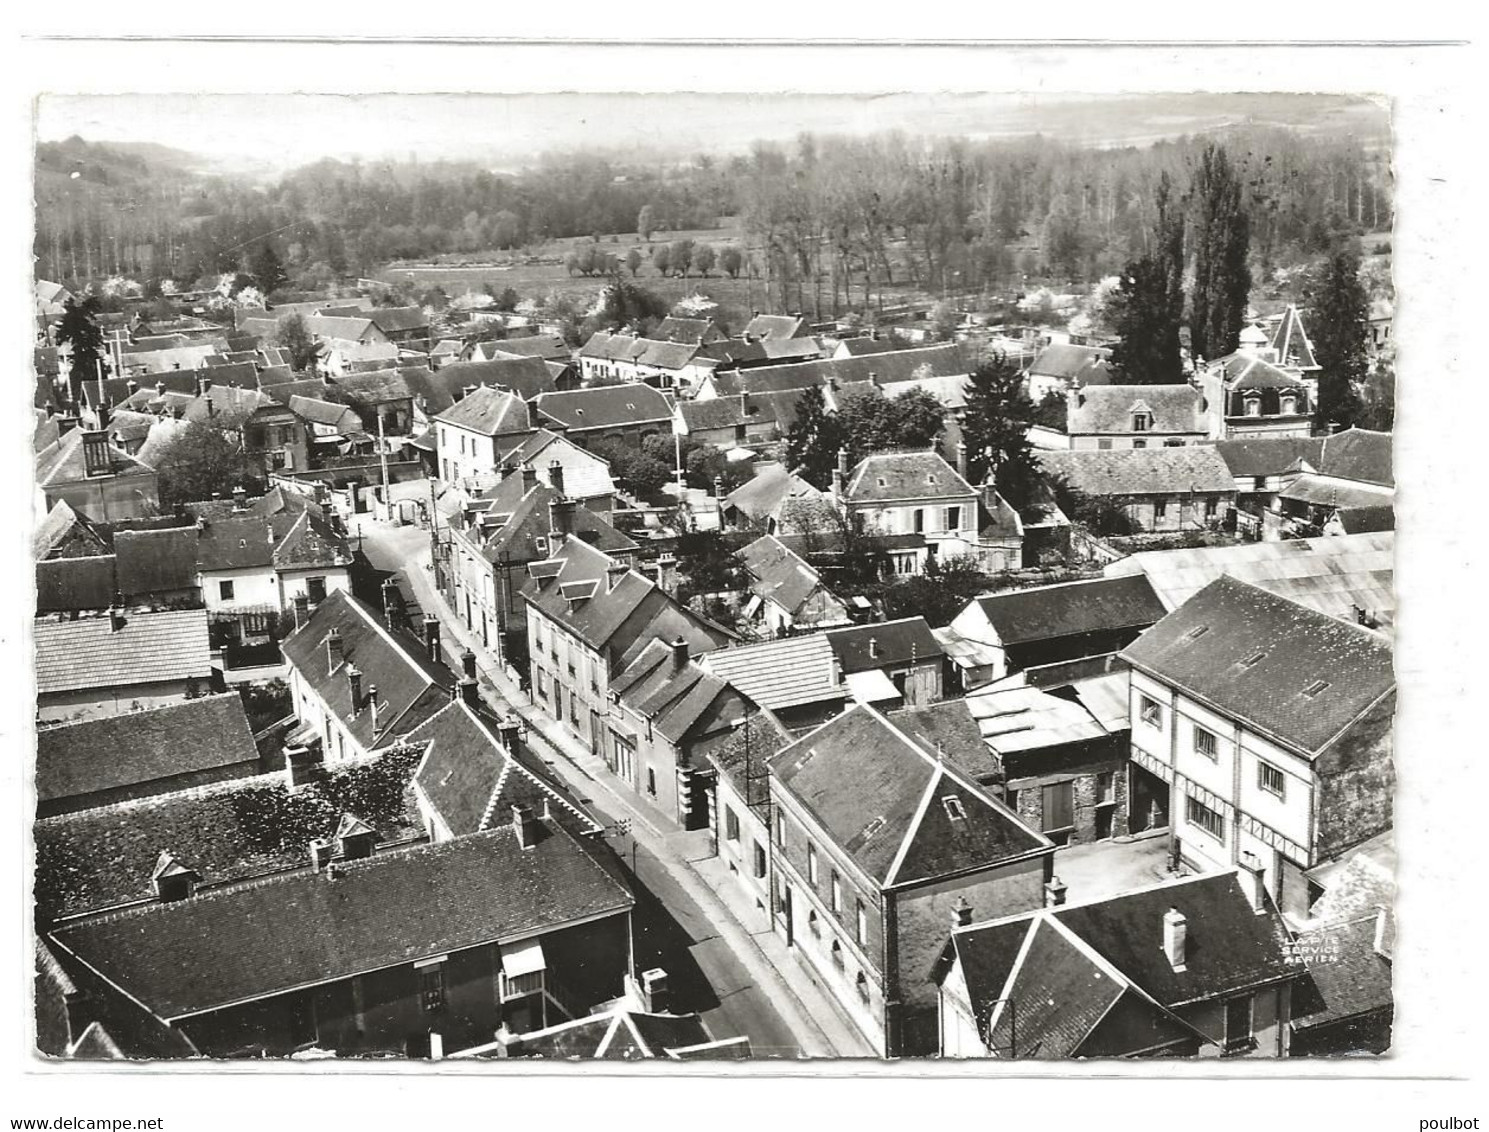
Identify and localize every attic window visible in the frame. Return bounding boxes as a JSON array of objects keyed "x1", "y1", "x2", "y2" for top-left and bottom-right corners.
[
  {"x1": 860, "y1": 816, "x2": 887, "y2": 843},
  {"x1": 942, "y1": 796, "x2": 967, "y2": 822},
  {"x1": 926, "y1": 474, "x2": 938, "y2": 485},
  {"x1": 877, "y1": 477, "x2": 887, "y2": 488},
  {"x1": 1303, "y1": 680, "x2": 1331, "y2": 698},
  {"x1": 1185, "y1": 626, "x2": 1210, "y2": 642},
  {"x1": 1240, "y1": 651, "x2": 1266, "y2": 668}
]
